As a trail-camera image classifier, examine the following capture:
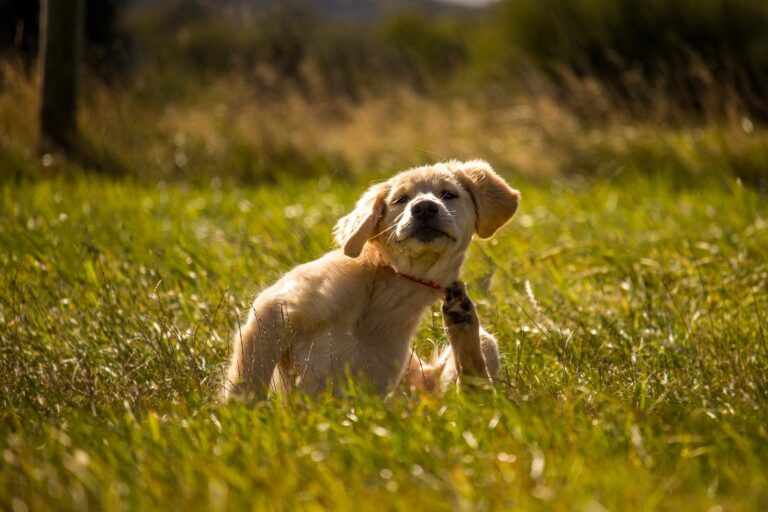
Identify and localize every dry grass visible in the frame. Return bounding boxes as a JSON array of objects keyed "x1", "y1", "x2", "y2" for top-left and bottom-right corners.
[{"x1": 2, "y1": 62, "x2": 766, "y2": 188}]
